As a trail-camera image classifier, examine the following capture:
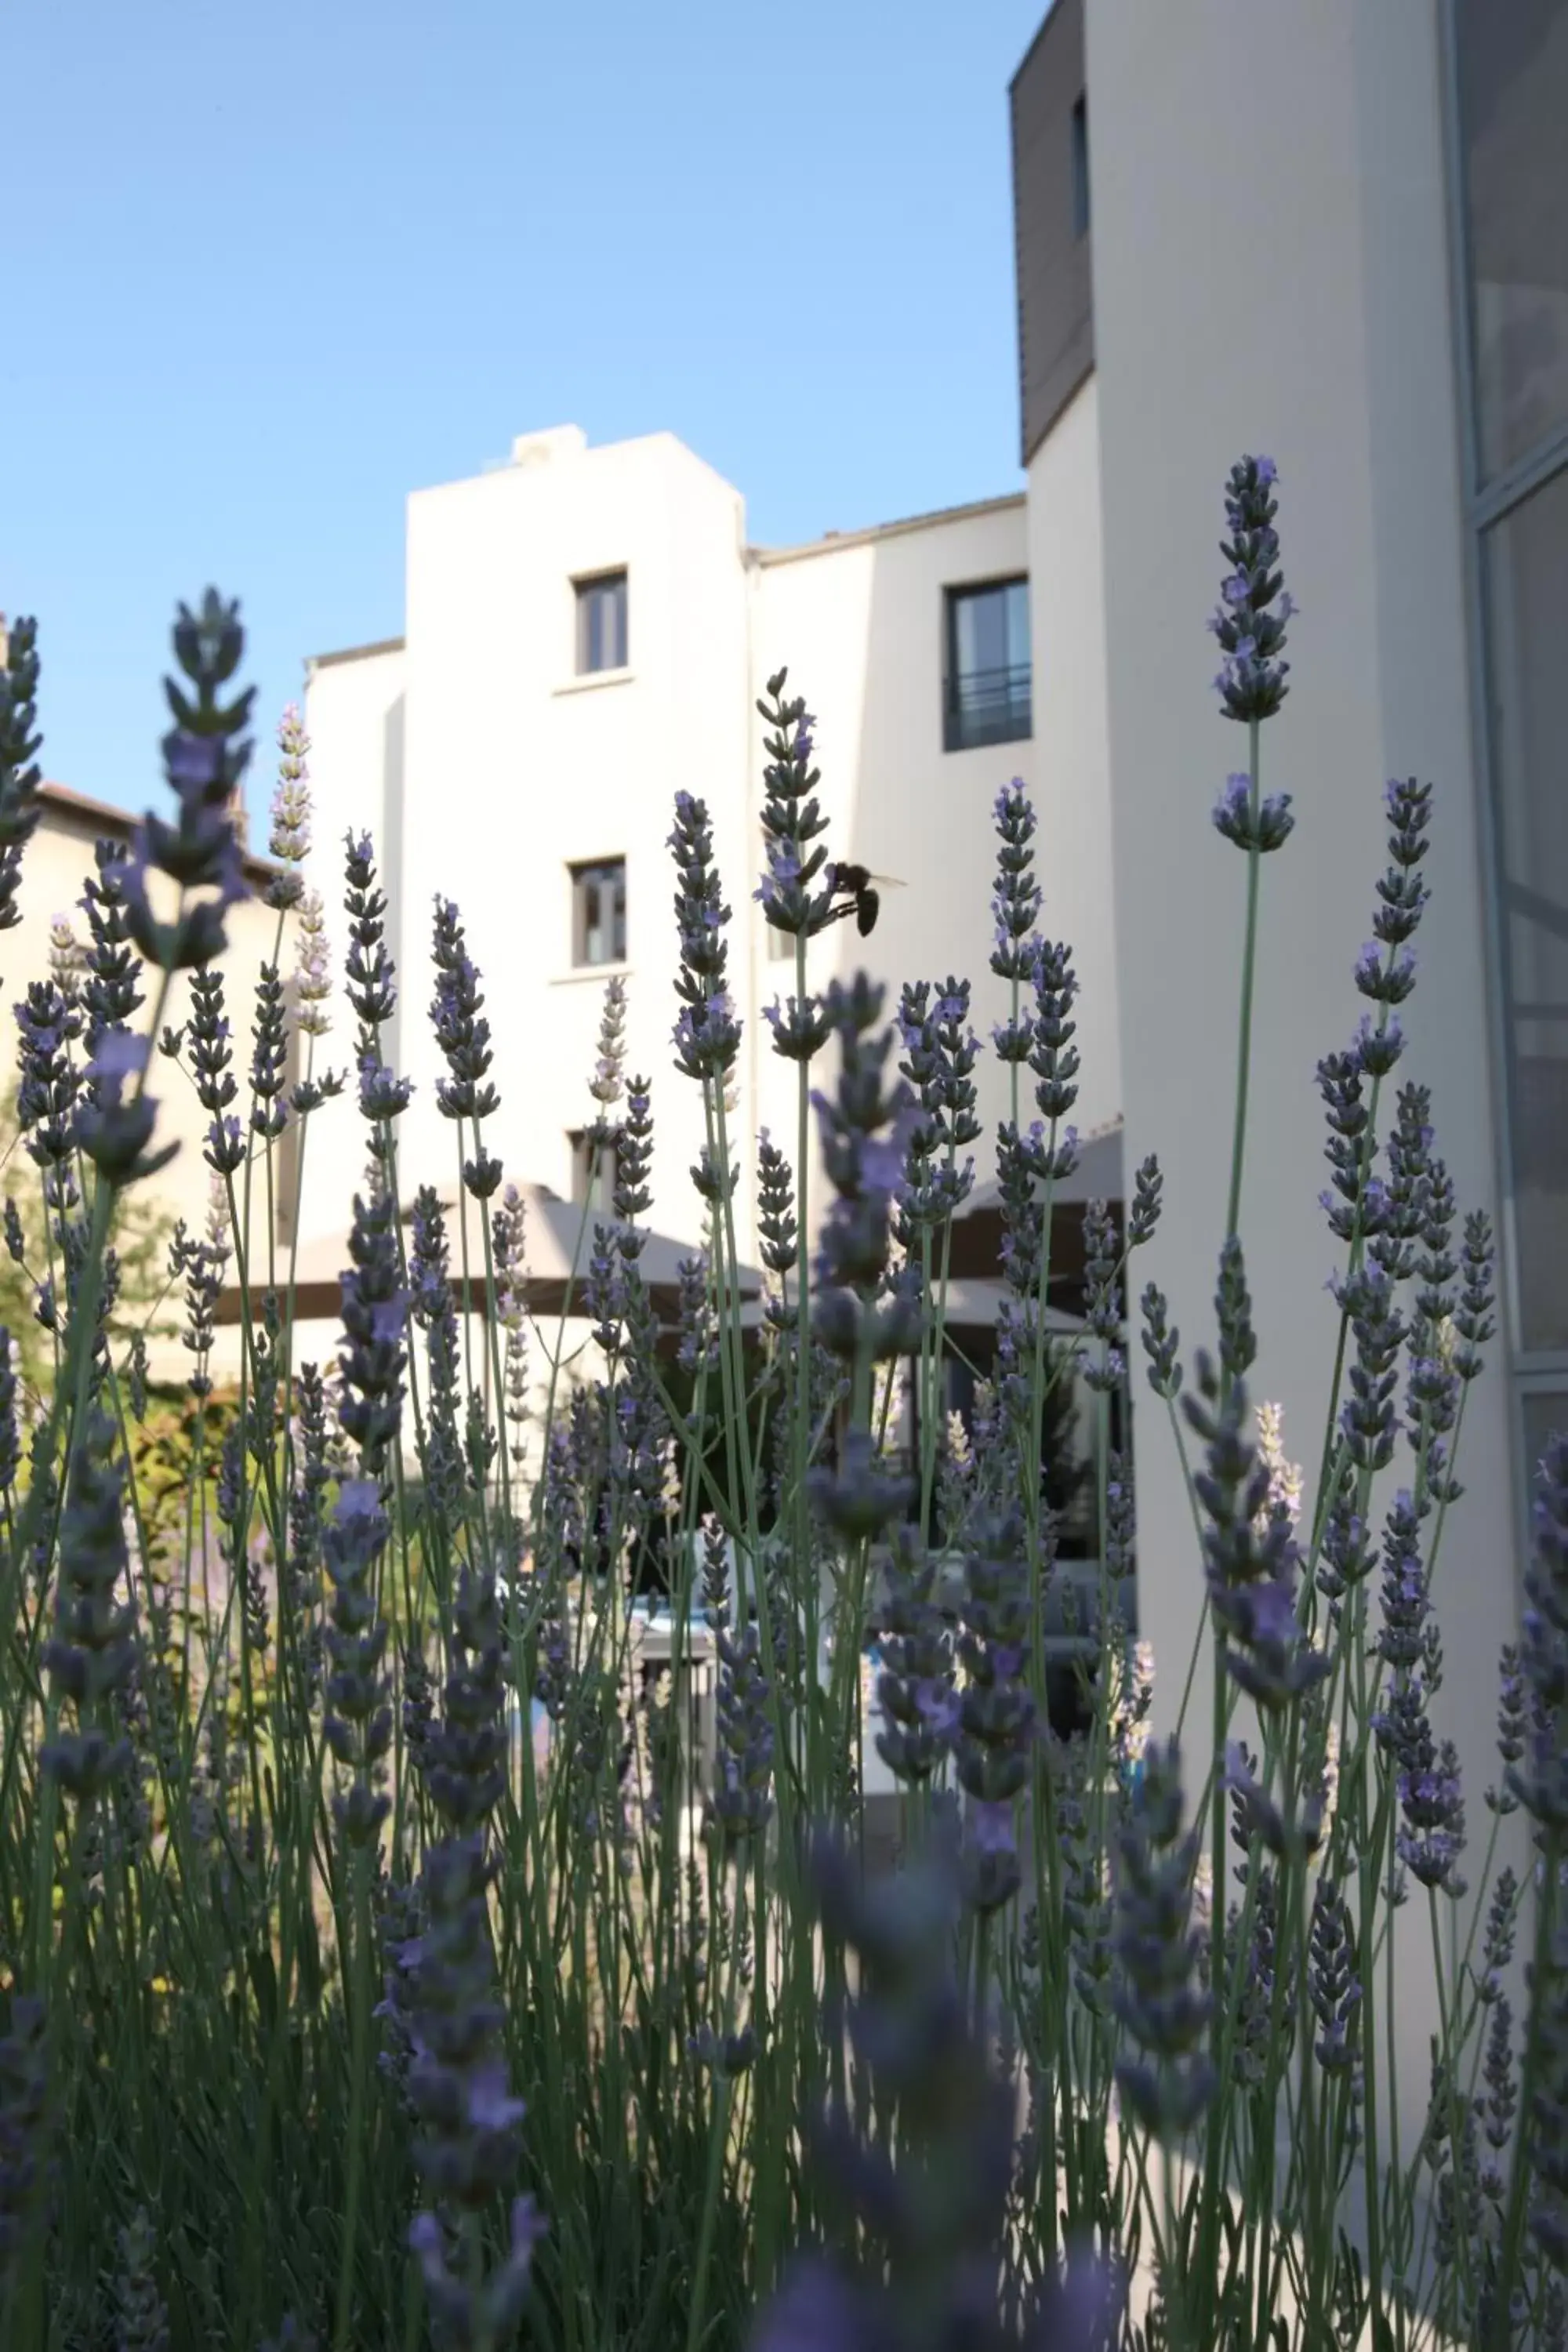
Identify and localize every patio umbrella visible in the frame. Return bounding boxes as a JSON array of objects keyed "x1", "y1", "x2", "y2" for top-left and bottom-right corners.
[
  {"x1": 214, "y1": 1181, "x2": 762, "y2": 1327},
  {"x1": 942, "y1": 1119, "x2": 1124, "y2": 1308}
]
